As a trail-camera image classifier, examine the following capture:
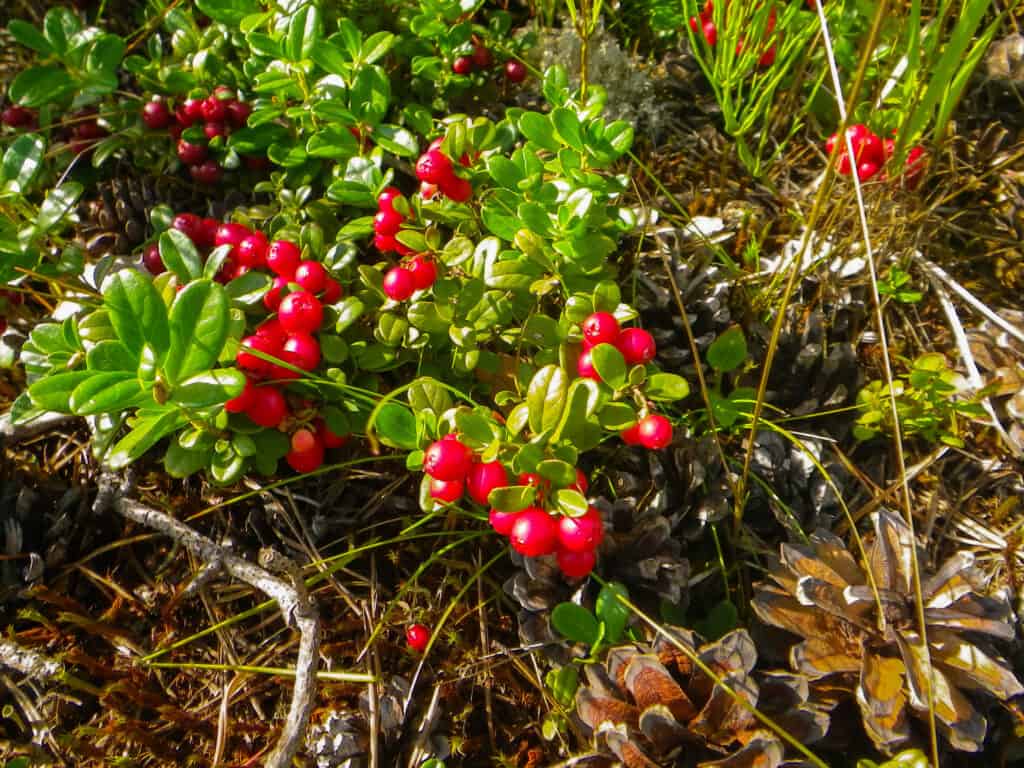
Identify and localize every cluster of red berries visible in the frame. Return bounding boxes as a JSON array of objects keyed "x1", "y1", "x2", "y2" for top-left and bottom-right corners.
[
  {"x1": 422, "y1": 434, "x2": 601, "y2": 578},
  {"x1": 140, "y1": 87, "x2": 262, "y2": 184},
  {"x1": 2, "y1": 104, "x2": 110, "y2": 155},
  {"x1": 688, "y1": 2, "x2": 779, "y2": 67},
  {"x1": 1, "y1": 105, "x2": 37, "y2": 130},
  {"x1": 382, "y1": 254, "x2": 438, "y2": 302},
  {"x1": 450, "y1": 43, "x2": 527, "y2": 84},
  {"x1": 372, "y1": 186, "x2": 413, "y2": 255},
  {"x1": 825, "y1": 124, "x2": 925, "y2": 187},
  {"x1": 414, "y1": 138, "x2": 473, "y2": 203}
]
